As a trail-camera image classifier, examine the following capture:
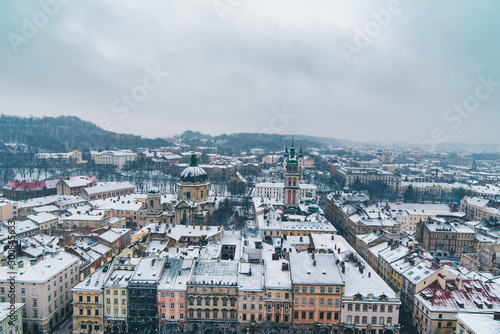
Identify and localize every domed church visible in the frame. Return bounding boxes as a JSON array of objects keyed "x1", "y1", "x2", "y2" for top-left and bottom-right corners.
[{"x1": 174, "y1": 154, "x2": 215, "y2": 225}]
